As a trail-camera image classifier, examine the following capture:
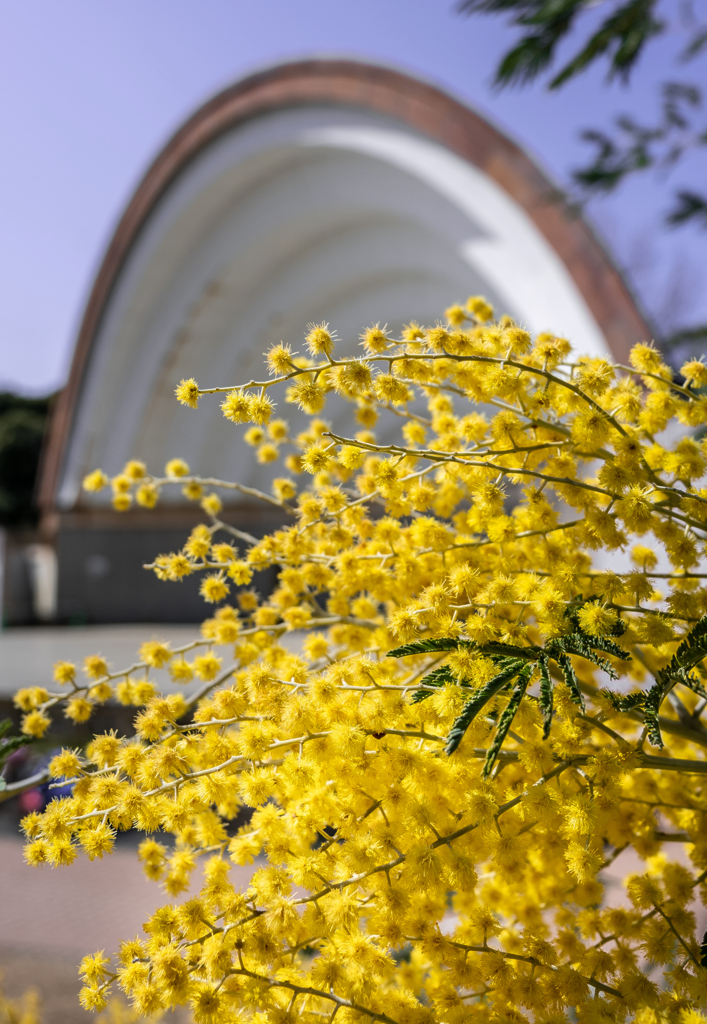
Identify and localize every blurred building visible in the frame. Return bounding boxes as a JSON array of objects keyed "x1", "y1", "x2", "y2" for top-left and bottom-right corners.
[{"x1": 11, "y1": 60, "x2": 651, "y2": 624}]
